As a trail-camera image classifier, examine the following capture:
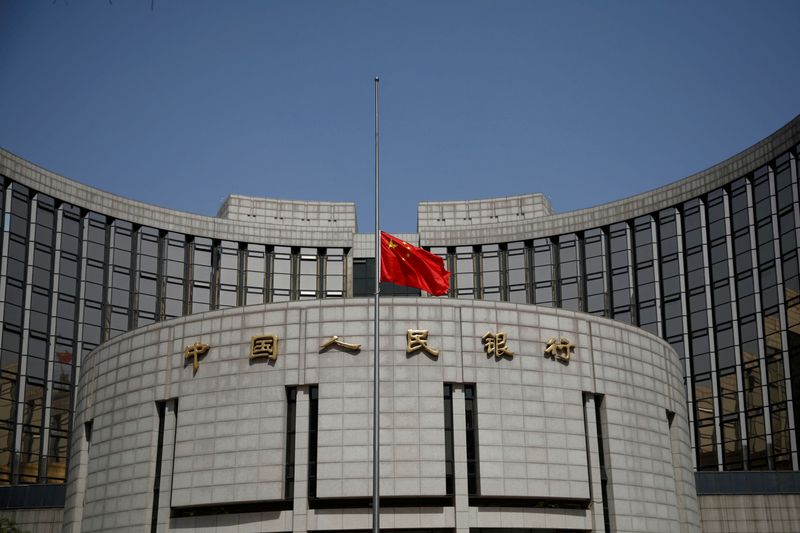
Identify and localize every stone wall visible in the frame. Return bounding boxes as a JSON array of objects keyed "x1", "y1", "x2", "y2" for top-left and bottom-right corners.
[{"x1": 62, "y1": 298, "x2": 698, "y2": 532}]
